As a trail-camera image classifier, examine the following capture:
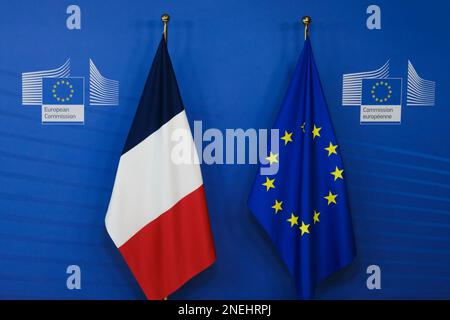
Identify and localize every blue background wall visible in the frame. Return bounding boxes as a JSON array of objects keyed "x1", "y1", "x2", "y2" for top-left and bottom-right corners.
[{"x1": 0, "y1": 0, "x2": 449, "y2": 299}]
